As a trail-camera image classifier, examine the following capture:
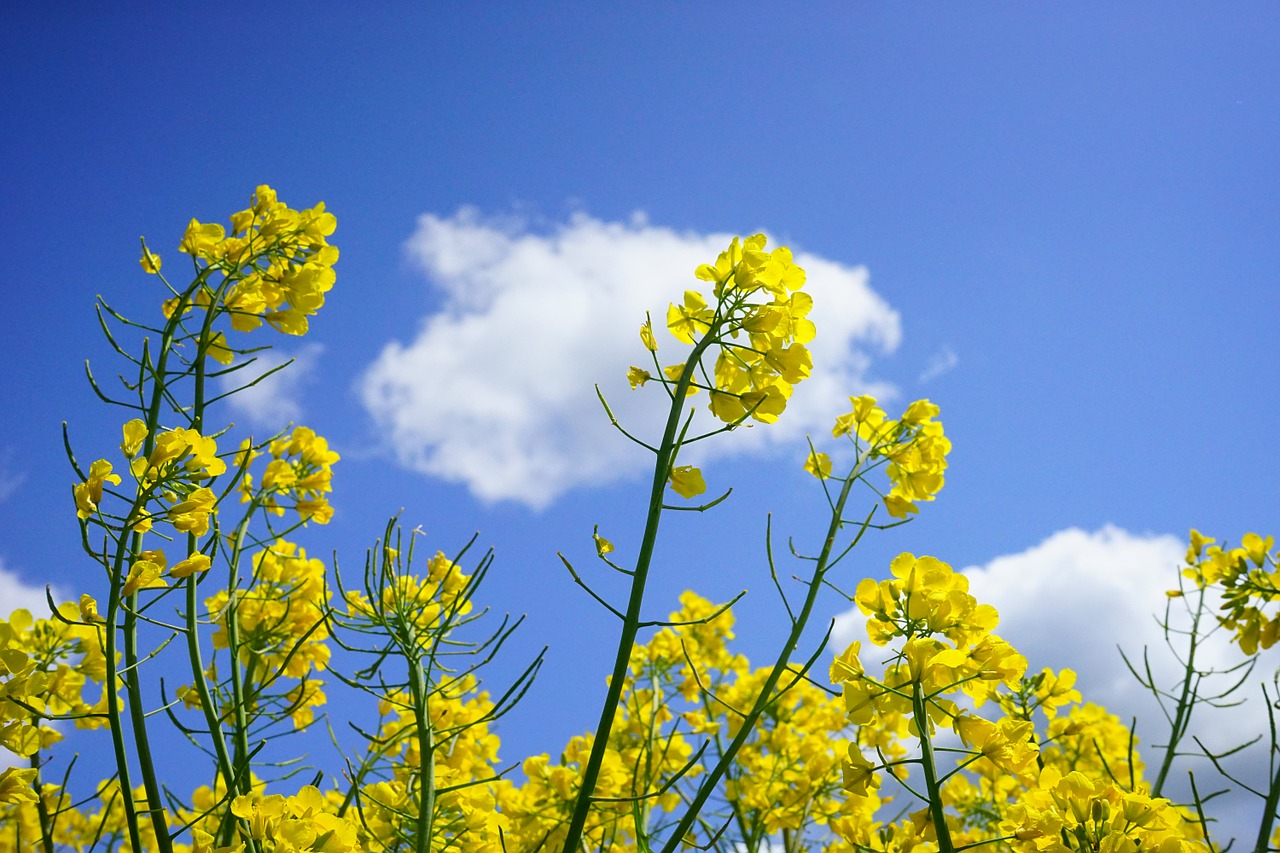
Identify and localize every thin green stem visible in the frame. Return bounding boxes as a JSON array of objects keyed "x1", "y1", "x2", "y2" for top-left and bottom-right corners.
[
  {"x1": 1253, "y1": 685, "x2": 1280, "y2": 853},
  {"x1": 406, "y1": 654, "x2": 437, "y2": 853},
  {"x1": 658, "y1": 467, "x2": 865, "y2": 853},
  {"x1": 561, "y1": 332, "x2": 715, "y2": 853},
  {"x1": 29, "y1": 751, "x2": 55, "y2": 853},
  {"x1": 912, "y1": 681, "x2": 955, "y2": 853},
  {"x1": 1150, "y1": 586, "x2": 1205, "y2": 799},
  {"x1": 122, "y1": 581, "x2": 174, "y2": 853},
  {"x1": 101, "y1": 529, "x2": 143, "y2": 852}
]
